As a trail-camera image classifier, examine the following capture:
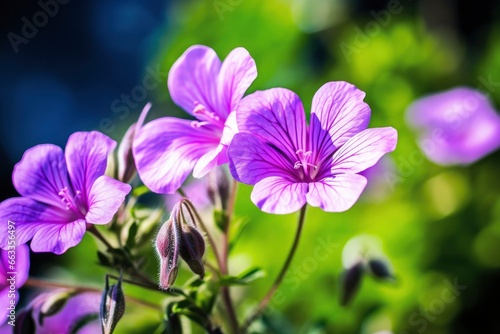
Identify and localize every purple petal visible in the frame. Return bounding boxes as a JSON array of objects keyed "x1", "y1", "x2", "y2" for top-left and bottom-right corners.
[
  {"x1": 220, "y1": 110, "x2": 238, "y2": 147},
  {"x1": 0, "y1": 245, "x2": 30, "y2": 289},
  {"x1": 0, "y1": 197, "x2": 72, "y2": 249},
  {"x1": 30, "y1": 219, "x2": 86, "y2": 254},
  {"x1": 217, "y1": 47, "x2": 257, "y2": 119},
  {"x1": 85, "y1": 175, "x2": 131, "y2": 225},
  {"x1": 193, "y1": 144, "x2": 224, "y2": 178},
  {"x1": 310, "y1": 81, "x2": 371, "y2": 164},
  {"x1": 228, "y1": 133, "x2": 297, "y2": 185},
  {"x1": 0, "y1": 291, "x2": 16, "y2": 325},
  {"x1": 251, "y1": 176, "x2": 308, "y2": 214},
  {"x1": 133, "y1": 117, "x2": 219, "y2": 194},
  {"x1": 168, "y1": 45, "x2": 222, "y2": 116},
  {"x1": 13, "y1": 144, "x2": 70, "y2": 209},
  {"x1": 65, "y1": 131, "x2": 116, "y2": 206},
  {"x1": 306, "y1": 174, "x2": 367, "y2": 212},
  {"x1": 237, "y1": 88, "x2": 307, "y2": 162},
  {"x1": 331, "y1": 127, "x2": 398, "y2": 174}
]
